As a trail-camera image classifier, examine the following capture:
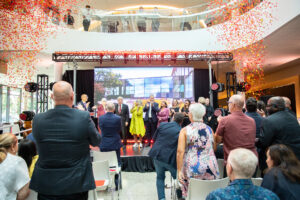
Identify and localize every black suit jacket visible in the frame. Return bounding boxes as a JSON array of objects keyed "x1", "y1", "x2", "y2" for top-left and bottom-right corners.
[
  {"x1": 78, "y1": 101, "x2": 92, "y2": 112},
  {"x1": 258, "y1": 111, "x2": 300, "y2": 160},
  {"x1": 143, "y1": 102, "x2": 159, "y2": 122},
  {"x1": 148, "y1": 121, "x2": 182, "y2": 168},
  {"x1": 99, "y1": 112, "x2": 122, "y2": 150},
  {"x1": 30, "y1": 105, "x2": 101, "y2": 195},
  {"x1": 115, "y1": 103, "x2": 129, "y2": 123}
]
